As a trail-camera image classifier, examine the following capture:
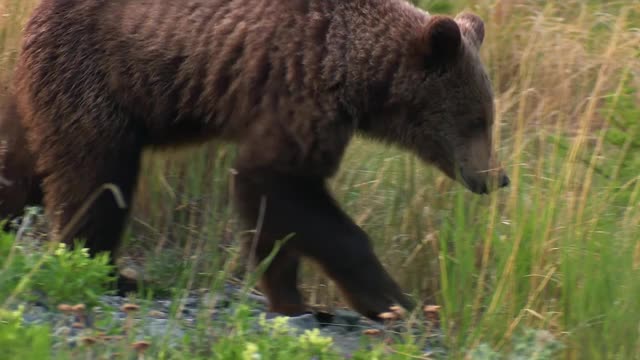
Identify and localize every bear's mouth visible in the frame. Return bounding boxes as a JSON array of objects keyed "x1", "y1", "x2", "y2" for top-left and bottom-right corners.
[{"x1": 459, "y1": 166, "x2": 488, "y2": 194}]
